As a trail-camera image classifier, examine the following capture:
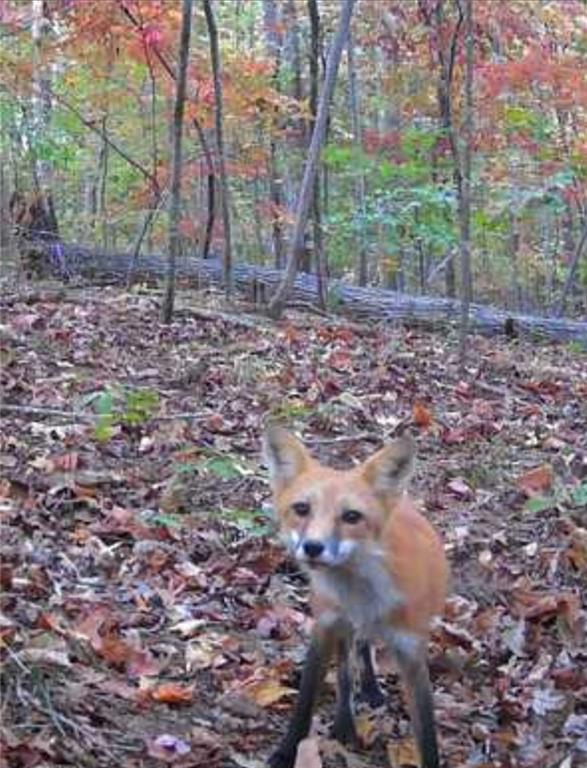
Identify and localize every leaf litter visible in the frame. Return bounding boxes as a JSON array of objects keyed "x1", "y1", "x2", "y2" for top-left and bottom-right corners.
[{"x1": 0, "y1": 284, "x2": 586, "y2": 767}]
